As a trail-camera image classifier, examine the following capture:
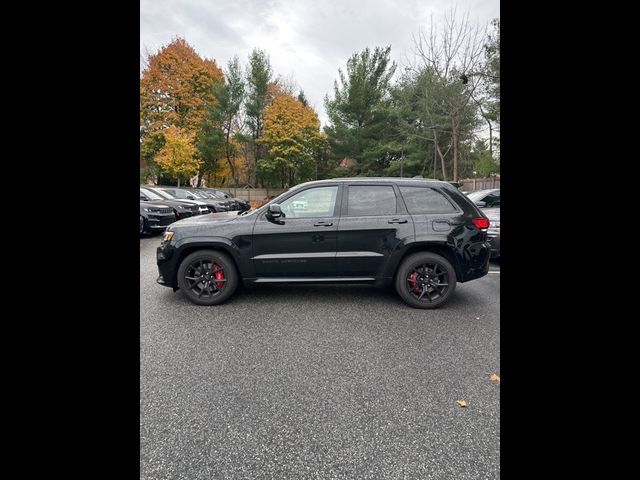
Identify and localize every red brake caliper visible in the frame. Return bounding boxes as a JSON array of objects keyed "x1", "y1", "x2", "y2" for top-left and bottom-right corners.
[
  {"x1": 212, "y1": 263, "x2": 225, "y2": 288},
  {"x1": 408, "y1": 273, "x2": 422, "y2": 294}
]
